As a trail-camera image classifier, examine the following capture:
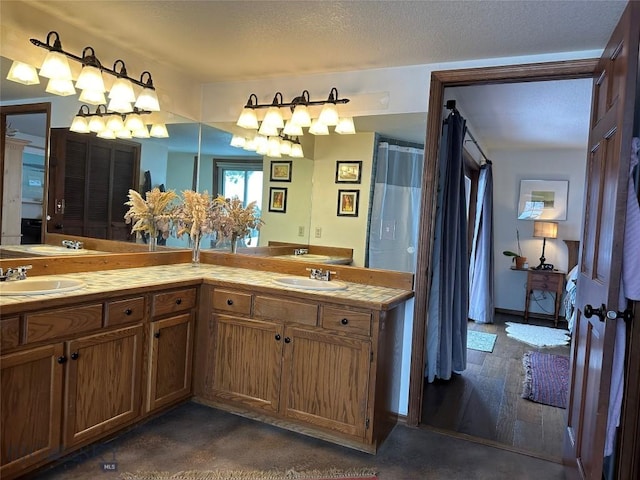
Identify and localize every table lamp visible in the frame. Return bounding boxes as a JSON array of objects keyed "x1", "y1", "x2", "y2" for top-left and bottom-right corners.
[{"x1": 533, "y1": 220, "x2": 558, "y2": 270}]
